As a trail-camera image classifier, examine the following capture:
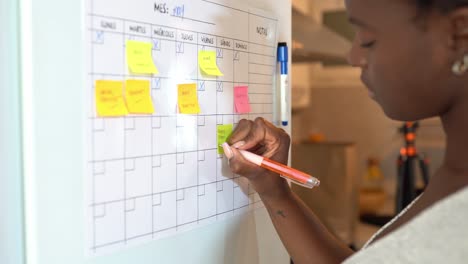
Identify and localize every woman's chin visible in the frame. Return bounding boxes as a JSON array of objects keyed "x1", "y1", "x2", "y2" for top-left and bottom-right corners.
[{"x1": 381, "y1": 106, "x2": 430, "y2": 122}]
